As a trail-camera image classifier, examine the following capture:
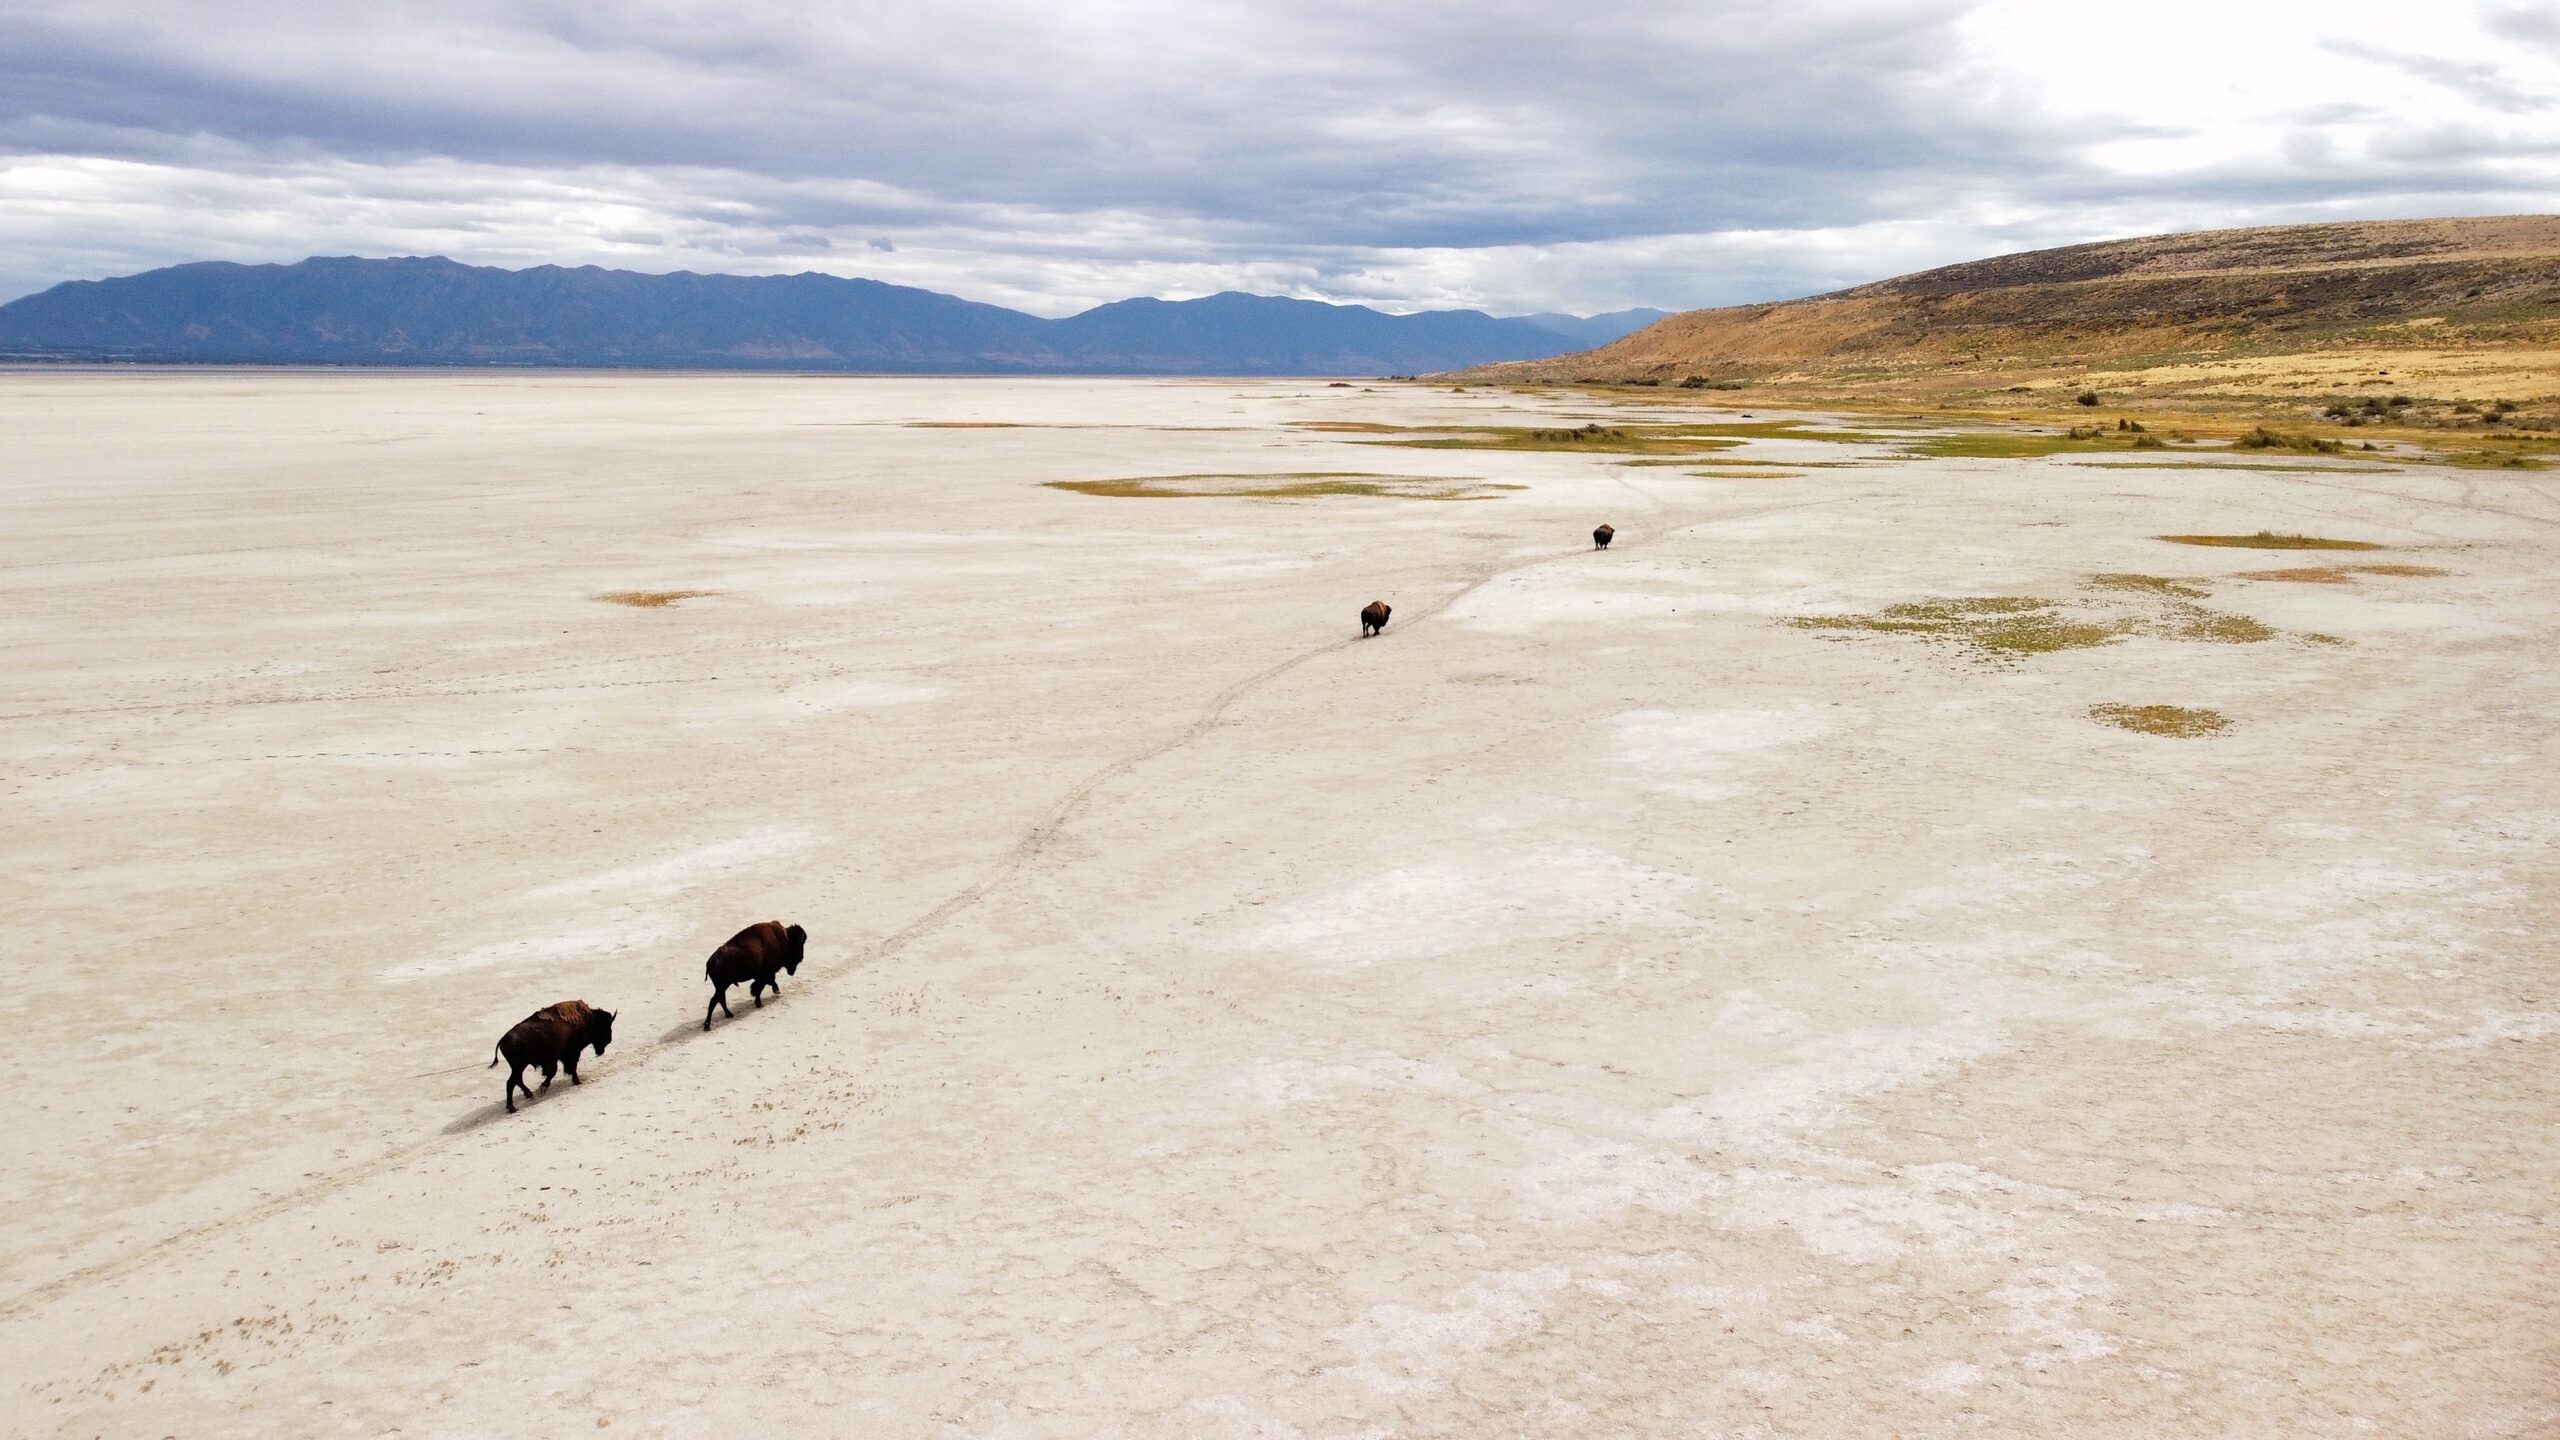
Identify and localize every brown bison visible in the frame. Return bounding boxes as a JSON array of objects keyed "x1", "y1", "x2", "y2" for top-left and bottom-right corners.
[
  {"x1": 704, "y1": 920, "x2": 808, "y2": 1030},
  {"x1": 1360, "y1": 600, "x2": 1391, "y2": 636},
  {"x1": 490, "y1": 1000, "x2": 616, "y2": 1114},
  {"x1": 1593, "y1": 524, "x2": 1615, "y2": 550}
]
